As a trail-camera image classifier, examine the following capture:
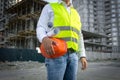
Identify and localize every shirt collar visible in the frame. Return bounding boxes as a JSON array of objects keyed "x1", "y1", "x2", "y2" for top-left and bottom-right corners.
[{"x1": 58, "y1": 0, "x2": 73, "y2": 7}]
